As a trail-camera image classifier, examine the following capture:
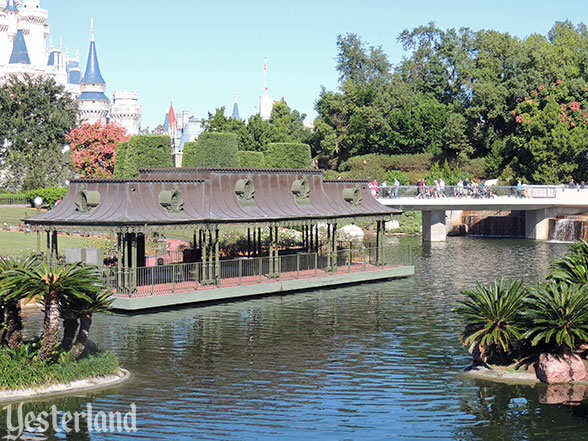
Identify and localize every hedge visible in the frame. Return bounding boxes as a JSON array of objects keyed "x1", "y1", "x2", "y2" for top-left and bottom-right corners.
[
  {"x1": 114, "y1": 136, "x2": 173, "y2": 178},
  {"x1": 24, "y1": 187, "x2": 67, "y2": 207},
  {"x1": 239, "y1": 151, "x2": 265, "y2": 168},
  {"x1": 182, "y1": 132, "x2": 240, "y2": 168},
  {"x1": 113, "y1": 141, "x2": 128, "y2": 178},
  {"x1": 264, "y1": 143, "x2": 312, "y2": 169}
]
